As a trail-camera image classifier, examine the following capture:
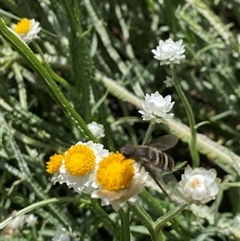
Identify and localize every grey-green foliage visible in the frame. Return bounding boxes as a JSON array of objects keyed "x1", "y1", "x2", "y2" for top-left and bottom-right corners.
[{"x1": 0, "y1": 0, "x2": 239, "y2": 240}]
